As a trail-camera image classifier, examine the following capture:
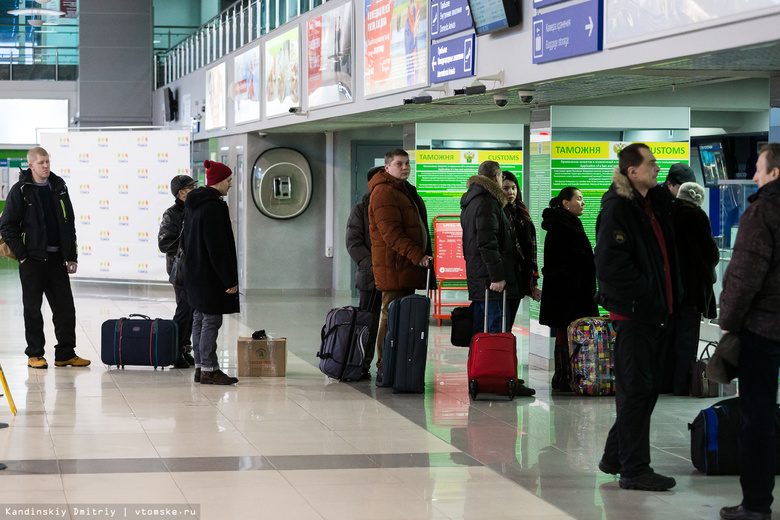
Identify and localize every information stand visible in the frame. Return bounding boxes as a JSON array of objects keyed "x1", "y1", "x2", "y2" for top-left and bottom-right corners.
[{"x1": 432, "y1": 215, "x2": 468, "y2": 325}]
